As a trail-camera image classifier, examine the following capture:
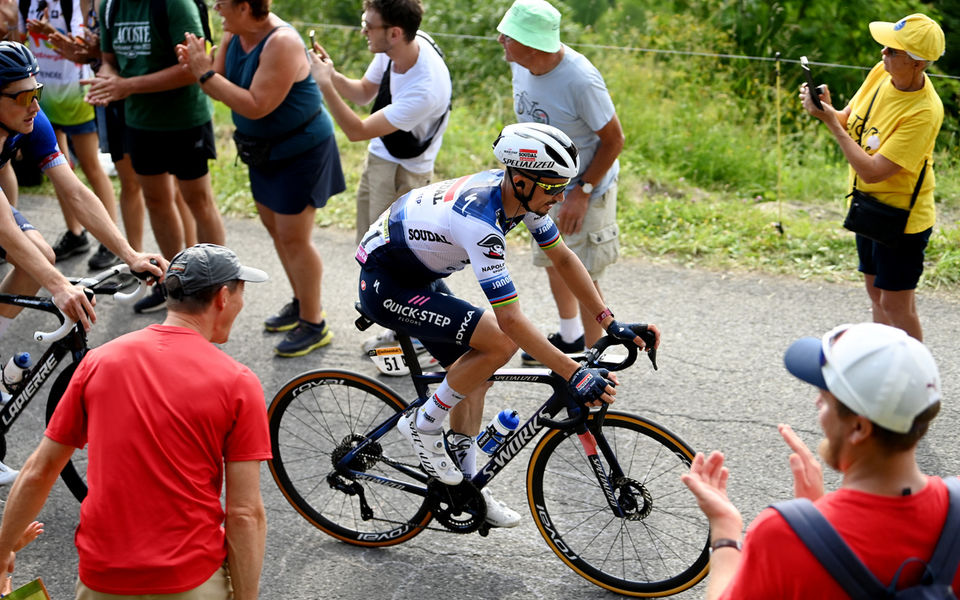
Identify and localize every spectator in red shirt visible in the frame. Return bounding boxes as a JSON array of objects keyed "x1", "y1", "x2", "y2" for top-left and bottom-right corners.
[
  {"x1": 682, "y1": 322, "x2": 956, "y2": 599},
  {"x1": 0, "y1": 244, "x2": 272, "y2": 600}
]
